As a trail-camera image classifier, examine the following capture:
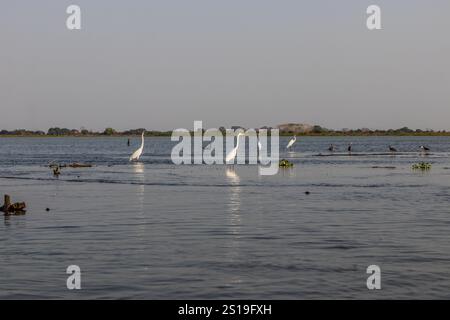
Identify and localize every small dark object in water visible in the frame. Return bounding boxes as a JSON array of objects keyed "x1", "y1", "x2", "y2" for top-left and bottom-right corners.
[
  {"x1": 305, "y1": 191, "x2": 310, "y2": 195},
  {"x1": 389, "y1": 145, "x2": 397, "y2": 152},
  {"x1": 46, "y1": 208, "x2": 50, "y2": 212},
  {"x1": 1, "y1": 195, "x2": 27, "y2": 215},
  {"x1": 127, "y1": 138, "x2": 130, "y2": 146}
]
